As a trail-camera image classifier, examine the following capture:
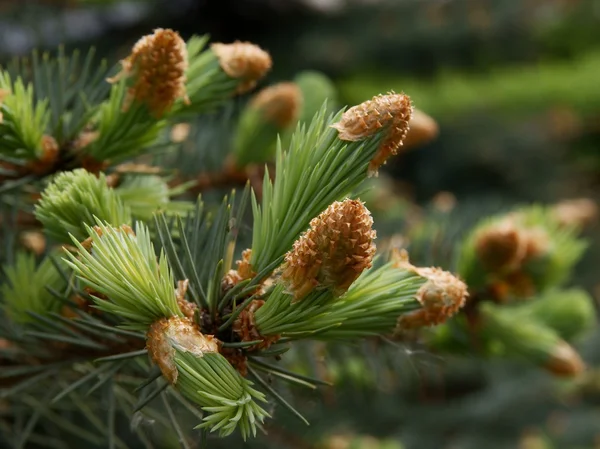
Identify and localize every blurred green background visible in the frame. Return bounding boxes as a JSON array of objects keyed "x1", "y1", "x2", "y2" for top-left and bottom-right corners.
[{"x1": 3, "y1": 0, "x2": 599, "y2": 448}]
